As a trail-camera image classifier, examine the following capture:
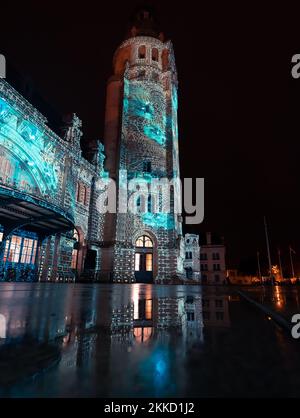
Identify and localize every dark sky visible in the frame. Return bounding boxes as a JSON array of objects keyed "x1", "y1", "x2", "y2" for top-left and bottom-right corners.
[{"x1": 1, "y1": 0, "x2": 300, "y2": 274}]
